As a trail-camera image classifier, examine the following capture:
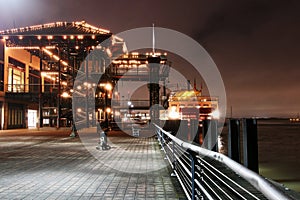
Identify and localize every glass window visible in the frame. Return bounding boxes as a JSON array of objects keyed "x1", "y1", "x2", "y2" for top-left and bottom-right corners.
[
  {"x1": 8, "y1": 67, "x2": 25, "y2": 92},
  {"x1": 29, "y1": 67, "x2": 40, "y2": 93}
]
